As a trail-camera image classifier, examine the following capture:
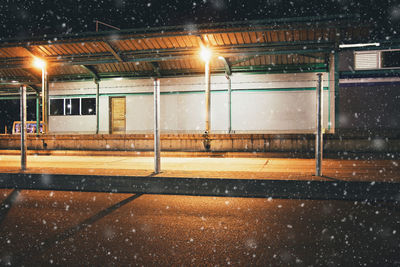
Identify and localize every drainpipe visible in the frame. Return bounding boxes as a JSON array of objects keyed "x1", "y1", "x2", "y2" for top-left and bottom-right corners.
[
  {"x1": 36, "y1": 93, "x2": 40, "y2": 135},
  {"x1": 95, "y1": 79, "x2": 100, "y2": 134},
  {"x1": 227, "y1": 74, "x2": 232, "y2": 133}
]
